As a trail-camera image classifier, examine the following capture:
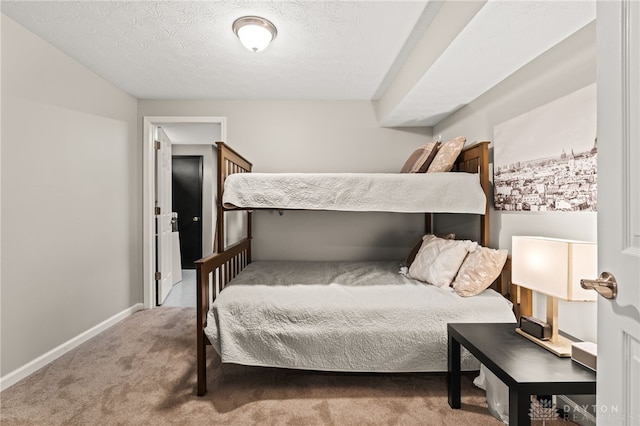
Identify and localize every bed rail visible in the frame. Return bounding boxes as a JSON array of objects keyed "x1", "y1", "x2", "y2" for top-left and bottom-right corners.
[
  {"x1": 453, "y1": 141, "x2": 490, "y2": 246},
  {"x1": 195, "y1": 237, "x2": 251, "y2": 396},
  {"x1": 216, "y1": 142, "x2": 252, "y2": 253},
  {"x1": 195, "y1": 142, "x2": 254, "y2": 396}
]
